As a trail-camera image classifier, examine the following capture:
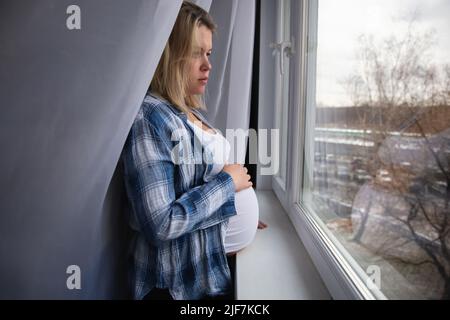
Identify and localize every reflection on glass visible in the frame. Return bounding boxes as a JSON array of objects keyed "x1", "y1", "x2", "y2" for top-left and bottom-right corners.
[{"x1": 303, "y1": 0, "x2": 450, "y2": 299}]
